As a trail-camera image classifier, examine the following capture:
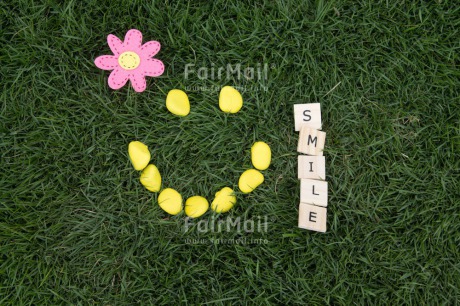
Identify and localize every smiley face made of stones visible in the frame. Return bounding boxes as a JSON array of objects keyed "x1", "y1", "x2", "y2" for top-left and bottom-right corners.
[{"x1": 128, "y1": 86, "x2": 271, "y2": 218}]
